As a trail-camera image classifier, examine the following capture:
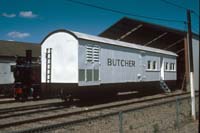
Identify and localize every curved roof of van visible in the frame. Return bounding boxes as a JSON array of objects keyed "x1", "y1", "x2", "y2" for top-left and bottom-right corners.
[{"x1": 42, "y1": 29, "x2": 177, "y2": 57}]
